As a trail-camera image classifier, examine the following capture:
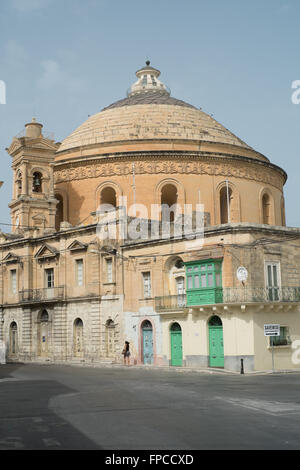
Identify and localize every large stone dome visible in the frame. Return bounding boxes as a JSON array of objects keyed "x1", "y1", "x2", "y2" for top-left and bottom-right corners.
[
  {"x1": 56, "y1": 63, "x2": 267, "y2": 163},
  {"x1": 53, "y1": 63, "x2": 286, "y2": 230}
]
